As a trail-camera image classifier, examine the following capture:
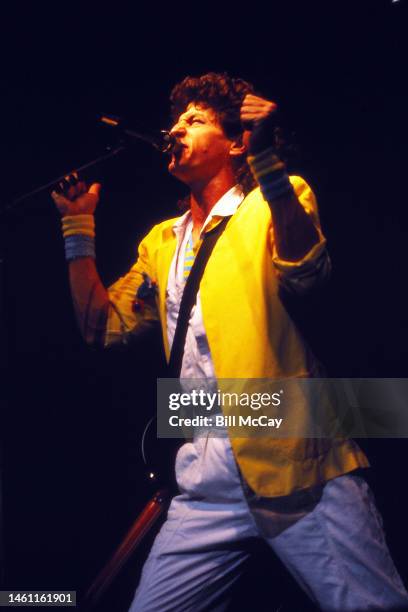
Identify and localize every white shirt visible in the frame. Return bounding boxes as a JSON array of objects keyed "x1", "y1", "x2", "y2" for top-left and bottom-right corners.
[{"x1": 166, "y1": 185, "x2": 244, "y2": 380}]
